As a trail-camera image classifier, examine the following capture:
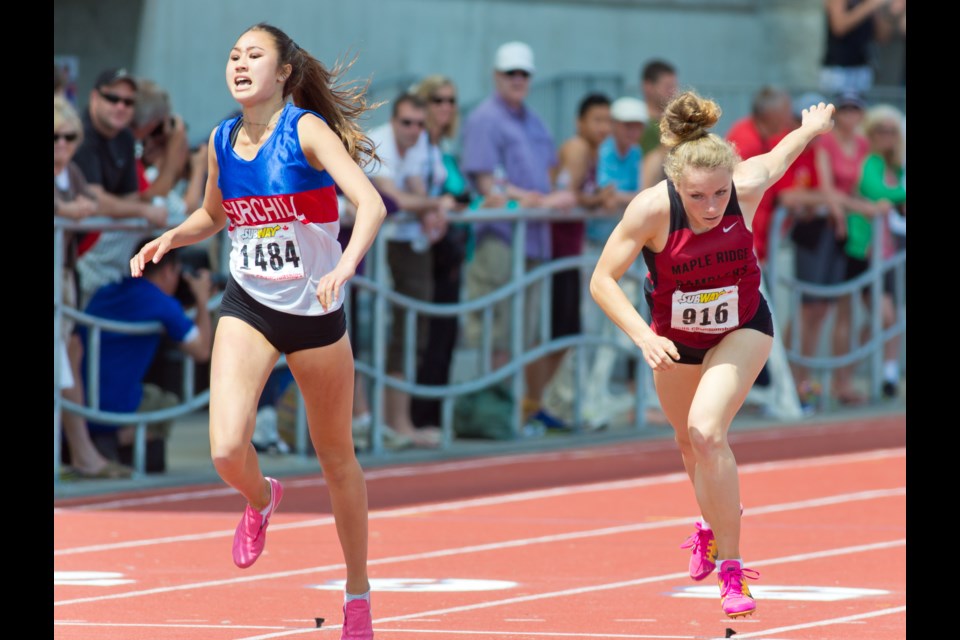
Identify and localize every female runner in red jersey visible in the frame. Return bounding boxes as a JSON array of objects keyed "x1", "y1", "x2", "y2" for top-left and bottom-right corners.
[{"x1": 590, "y1": 91, "x2": 835, "y2": 618}]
